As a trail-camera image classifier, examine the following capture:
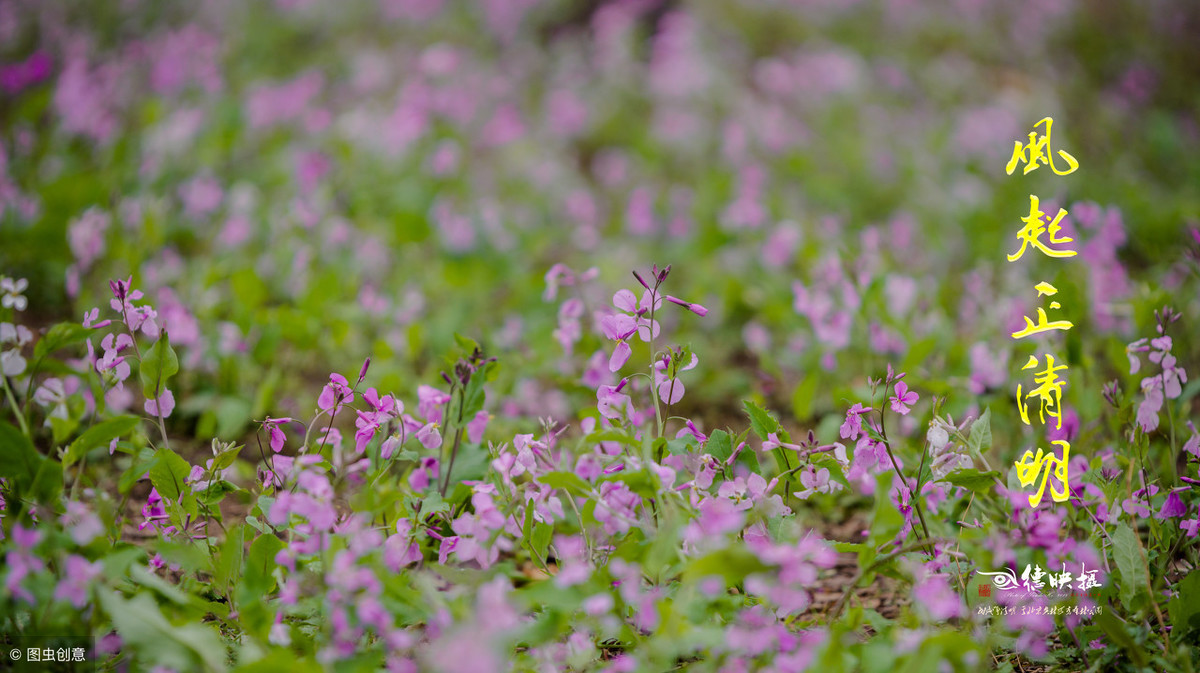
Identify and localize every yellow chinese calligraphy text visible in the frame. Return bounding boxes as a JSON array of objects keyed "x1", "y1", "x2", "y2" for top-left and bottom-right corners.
[
  {"x1": 1012, "y1": 282, "x2": 1074, "y2": 339},
  {"x1": 1005, "y1": 117, "x2": 1079, "y2": 176},
  {"x1": 1017, "y1": 354, "x2": 1068, "y2": 429},
  {"x1": 1007, "y1": 195, "x2": 1077, "y2": 262},
  {"x1": 1014, "y1": 440, "x2": 1071, "y2": 508}
]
